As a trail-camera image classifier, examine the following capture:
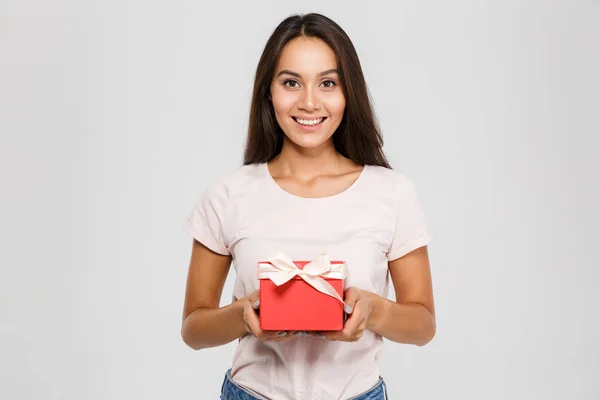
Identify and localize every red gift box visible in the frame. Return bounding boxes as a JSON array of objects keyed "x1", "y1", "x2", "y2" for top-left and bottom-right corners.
[{"x1": 258, "y1": 253, "x2": 346, "y2": 331}]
